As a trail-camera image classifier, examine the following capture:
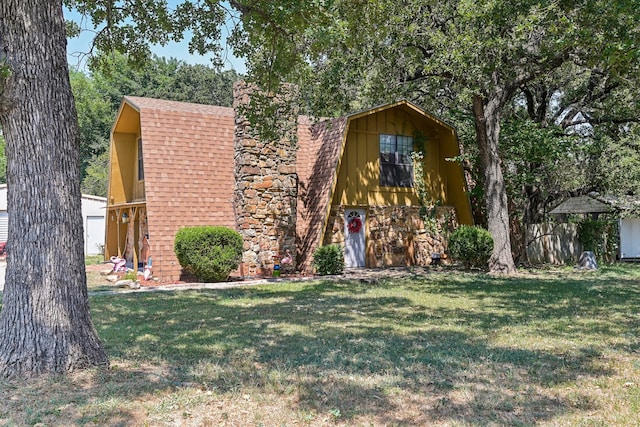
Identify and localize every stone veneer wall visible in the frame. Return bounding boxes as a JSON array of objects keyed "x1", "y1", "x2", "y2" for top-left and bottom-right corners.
[
  {"x1": 233, "y1": 82, "x2": 298, "y2": 276},
  {"x1": 323, "y1": 205, "x2": 458, "y2": 267}
]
